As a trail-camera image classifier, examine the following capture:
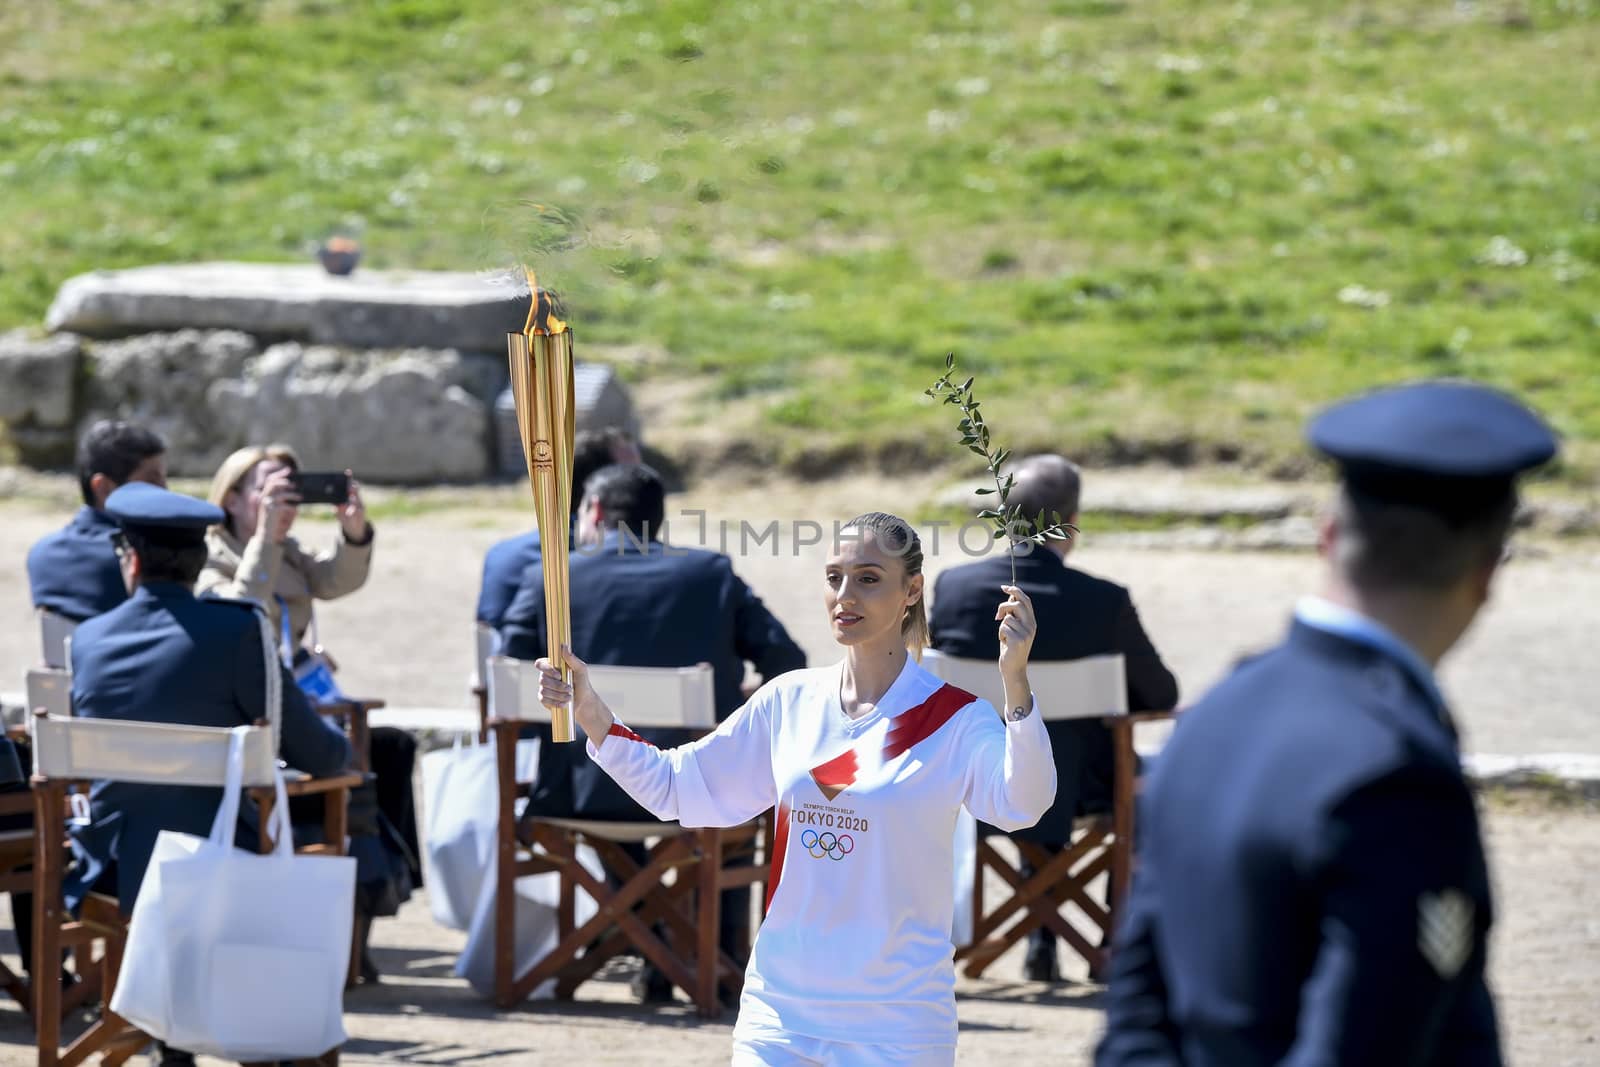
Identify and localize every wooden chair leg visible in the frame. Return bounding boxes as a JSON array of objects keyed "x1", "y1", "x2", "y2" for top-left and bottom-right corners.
[
  {"x1": 1110, "y1": 719, "x2": 1137, "y2": 923},
  {"x1": 33, "y1": 781, "x2": 65, "y2": 1067},
  {"x1": 492, "y1": 722, "x2": 520, "y2": 1009},
  {"x1": 696, "y1": 828, "x2": 722, "y2": 1018}
]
